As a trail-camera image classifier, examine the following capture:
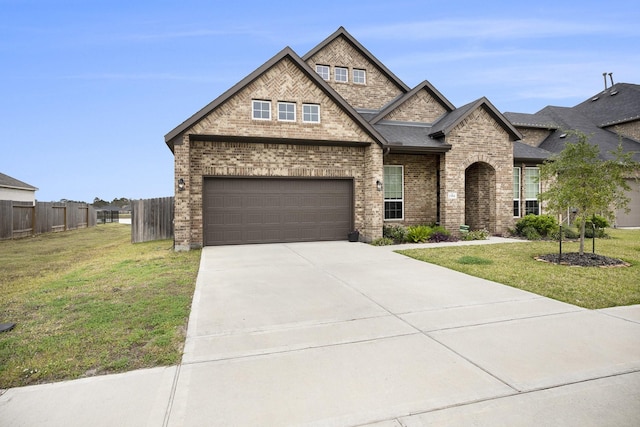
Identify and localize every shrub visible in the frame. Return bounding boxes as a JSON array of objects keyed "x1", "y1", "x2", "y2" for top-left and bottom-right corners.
[
  {"x1": 429, "y1": 227, "x2": 456, "y2": 243},
  {"x1": 461, "y1": 228, "x2": 490, "y2": 241},
  {"x1": 406, "y1": 225, "x2": 432, "y2": 243},
  {"x1": 522, "y1": 225, "x2": 541, "y2": 240},
  {"x1": 383, "y1": 224, "x2": 407, "y2": 243},
  {"x1": 515, "y1": 214, "x2": 558, "y2": 239},
  {"x1": 585, "y1": 214, "x2": 610, "y2": 230},
  {"x1": 371, "y1": 237, "x2": 394, "y2": 246}
]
